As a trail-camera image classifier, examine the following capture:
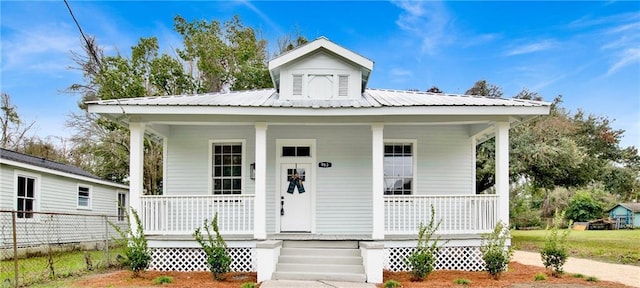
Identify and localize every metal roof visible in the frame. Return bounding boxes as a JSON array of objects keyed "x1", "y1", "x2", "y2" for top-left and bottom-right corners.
[
  {"x1": 88, "y1": 88, "x2": 548, "y2": 109},
  {"x1": 608, "y1": 203, "x2": 640, "y2": 213},
  {"x1": 1, "y1": 148, "x2": 101, "y2": 180}
]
